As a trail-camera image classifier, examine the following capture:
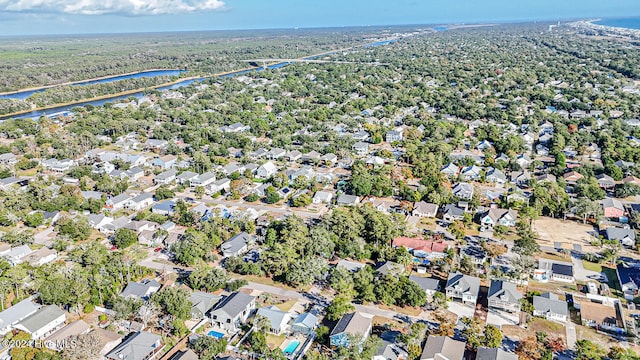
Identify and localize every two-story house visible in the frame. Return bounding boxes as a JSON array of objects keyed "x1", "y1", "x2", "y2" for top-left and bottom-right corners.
[
  {"x1": 445, "y1": 273, "x2": 481, "y2": 306},
  {"x1": 209, "y1": 292, "x2": 256, "y2": 332},
  {"x1": 487, "y1": 280, "x2": 522, "y2": 313}
]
